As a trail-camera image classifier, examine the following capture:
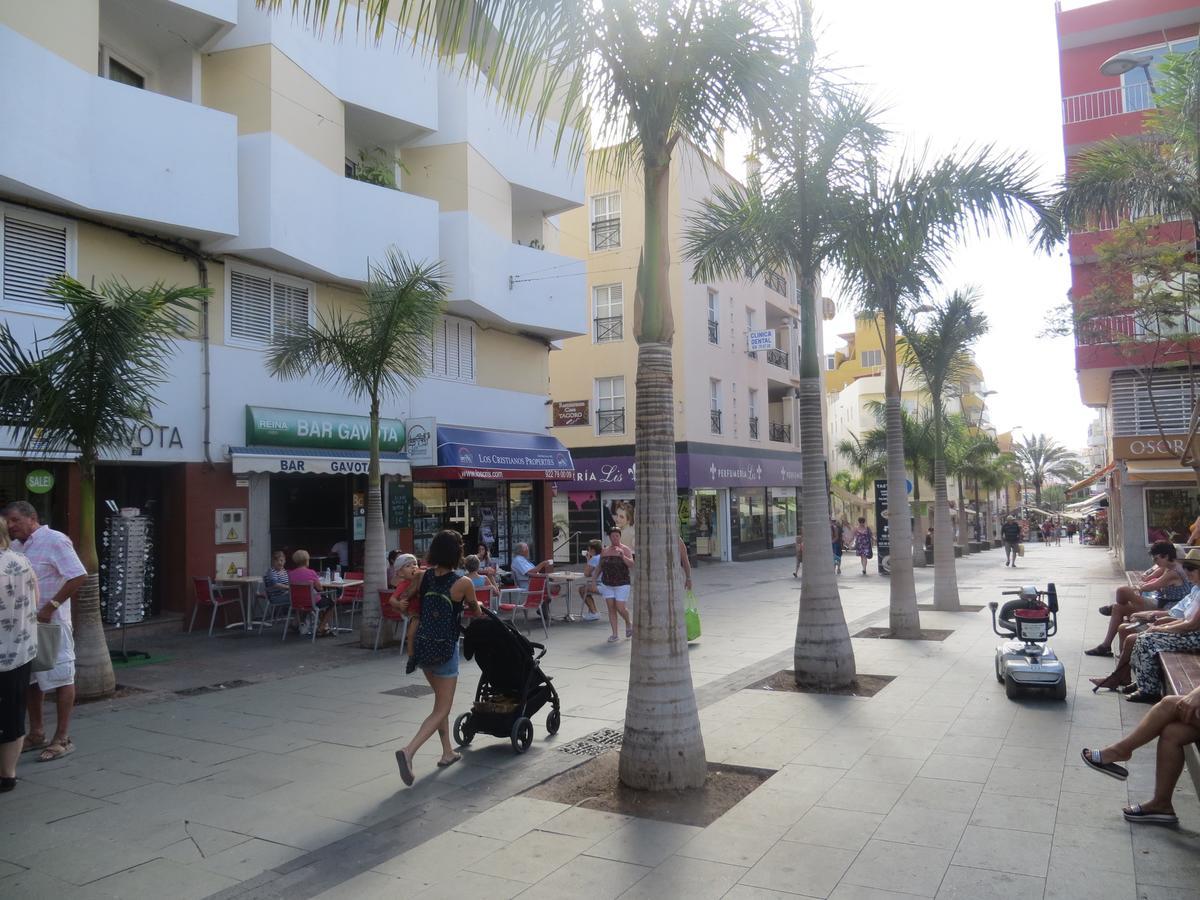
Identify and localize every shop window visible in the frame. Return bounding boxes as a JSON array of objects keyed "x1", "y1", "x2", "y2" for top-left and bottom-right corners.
[
  {"x1": 1145, "y1": 487, "x2": 1199, "y2": 544},
  {"x1": 411, "y1": 483, "x2": 448, "y2": 559},
  {"x1": 770, "y1": 488, "x2": 797, "y2": 548},
  {"x1": 227, "y1": 265, "x2": 312, "y2": 347},
  {"x1": 735, "y1": 489, "x2": 766, "y2": 543},
  {"x1": 1, "y1": 205, "x2": 76, "y2": 315},
  {"x1": 428, "y1": 316, "x2": 475, "y2": 382}
]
